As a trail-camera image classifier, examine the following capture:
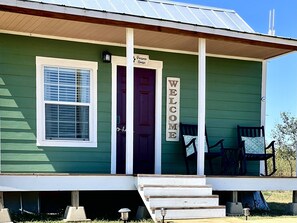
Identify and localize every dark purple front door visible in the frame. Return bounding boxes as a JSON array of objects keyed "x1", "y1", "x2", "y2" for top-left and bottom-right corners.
[{"x1": 116, "y1": 66, "x2": 155, "y2": 174}]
